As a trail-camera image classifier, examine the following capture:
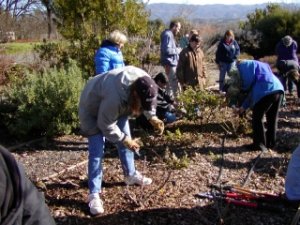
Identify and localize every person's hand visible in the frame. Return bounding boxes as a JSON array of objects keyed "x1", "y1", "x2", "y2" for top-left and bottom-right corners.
[
  {"x1": 149, "y1": 116, "x2": 164, "y2": 135},
  {"x1": 123, "y1": 136, "x2": 140, "y2": 152}
]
